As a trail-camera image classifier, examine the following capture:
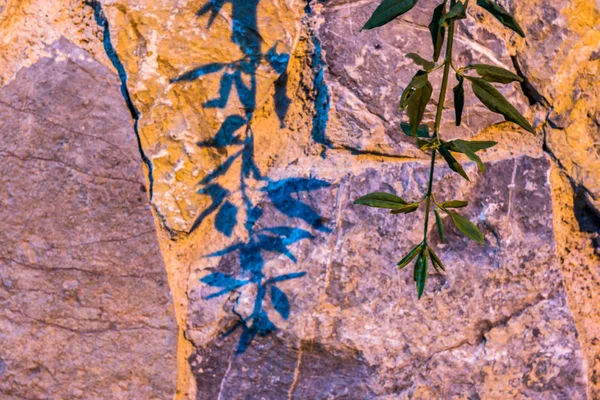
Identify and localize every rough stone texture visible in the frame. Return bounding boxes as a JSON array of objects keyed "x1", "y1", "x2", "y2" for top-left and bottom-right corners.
[
  {"x1": 0, "y1": 39, "x2": 178, "y2": 399},
  {"x1": 0, "y1": 0, "x2": 112, "y2": 86},
  {"x1": 0, "y1": 0, "x2": 599, "y2": 399},
  {"x1": 95, "y1": 0, "x2": 307, "y2": 234},
  {"x1": 92, "y1": 0, "x2": 598, "y2": 398},
  {"x1": 550, "y1": 165, "x2": 600, "y2": 400},
  {"x1": 187, "y1": 156, "x2": 588, "y2": 399},
  {"x1": 511, "y1": 0, "x2": 600, "y2": 216}
]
